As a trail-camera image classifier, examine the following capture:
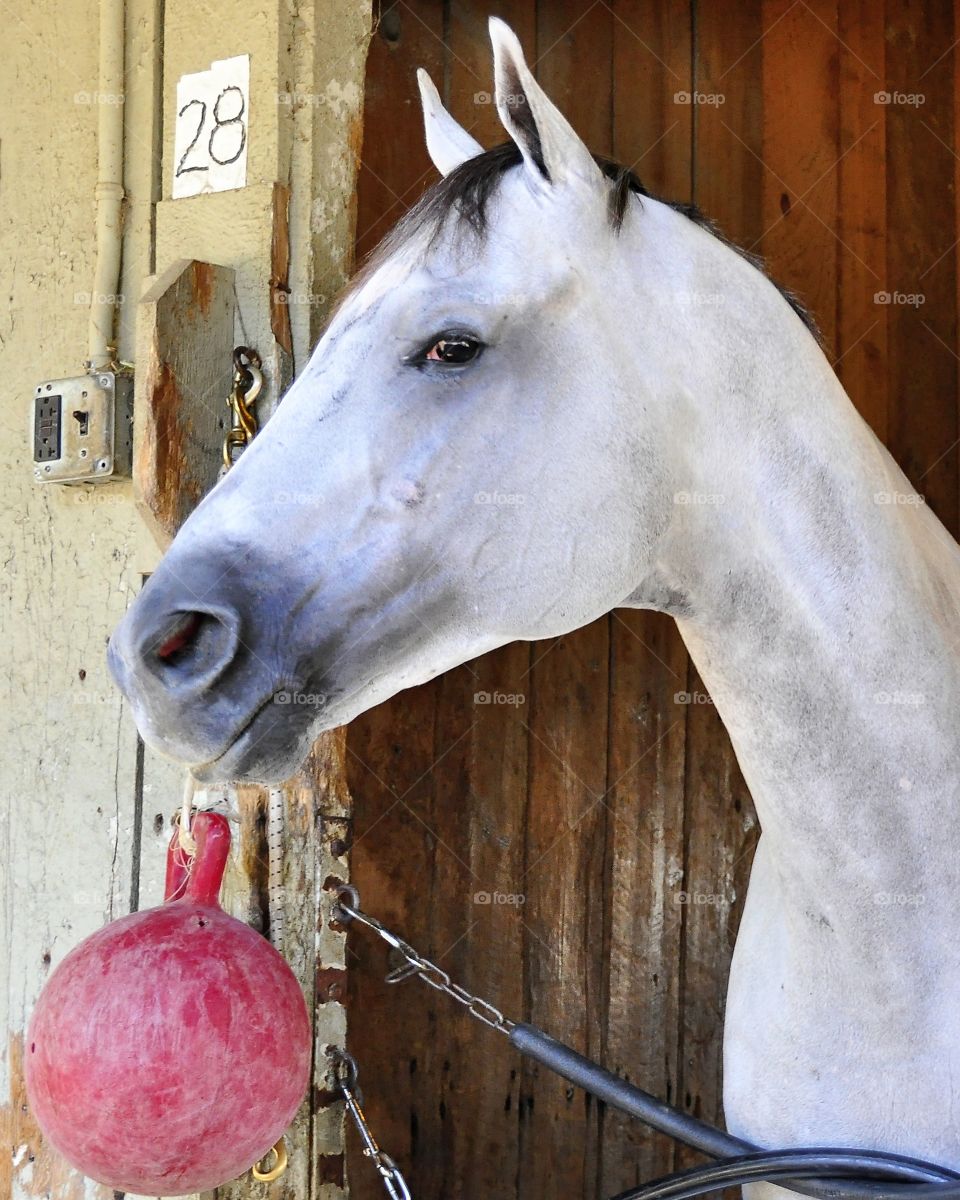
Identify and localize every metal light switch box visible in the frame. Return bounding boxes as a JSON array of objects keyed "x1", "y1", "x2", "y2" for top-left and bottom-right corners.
[{"x1": 32, "y1": 371, "x2": 132, "y2": 484}]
